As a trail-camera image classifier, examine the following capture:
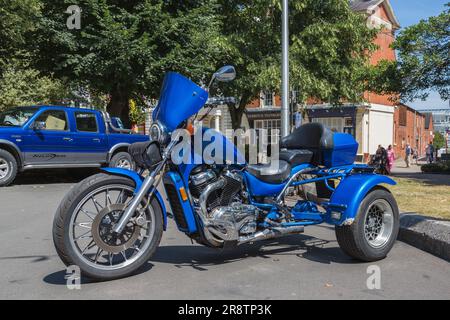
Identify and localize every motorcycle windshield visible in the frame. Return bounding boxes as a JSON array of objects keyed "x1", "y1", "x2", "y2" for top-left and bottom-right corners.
[{"x1": 153, "y1": 72, "x2": 209, "y2": 131}]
